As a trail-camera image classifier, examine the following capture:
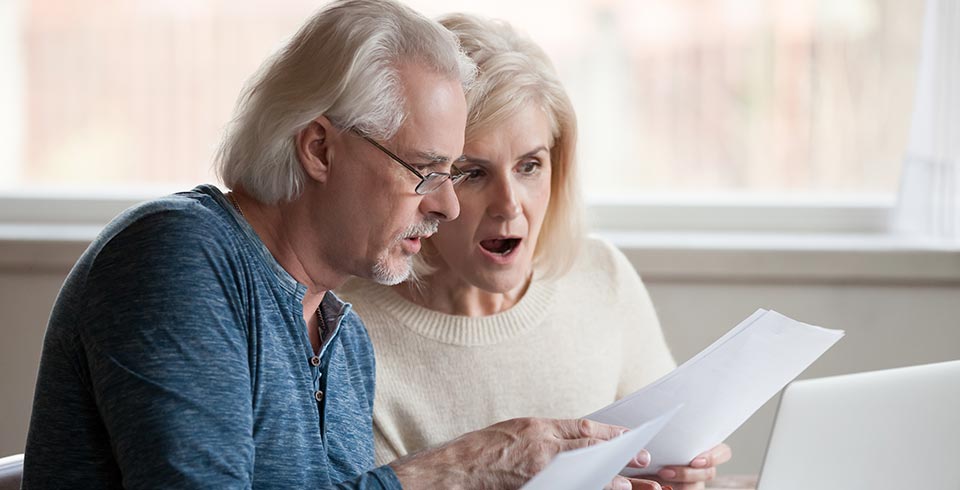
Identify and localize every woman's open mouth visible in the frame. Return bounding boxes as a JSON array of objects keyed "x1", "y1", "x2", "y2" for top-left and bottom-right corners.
[{"x1": 479, "y1": 237, "x2": 522, "y2": 263}]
